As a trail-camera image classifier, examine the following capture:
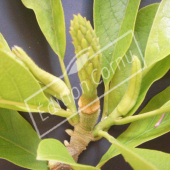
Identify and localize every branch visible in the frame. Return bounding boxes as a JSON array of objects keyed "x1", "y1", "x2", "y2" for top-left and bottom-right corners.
[
  {"x1": 94, "y1": 105, "x2": 170, "y2": 136},
  {"x1": 114, "y1": 106, "x2": 170, "y2": 125},
  {"x1": 58, "y1": 56, "x2": 79, "y2": 124}
]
